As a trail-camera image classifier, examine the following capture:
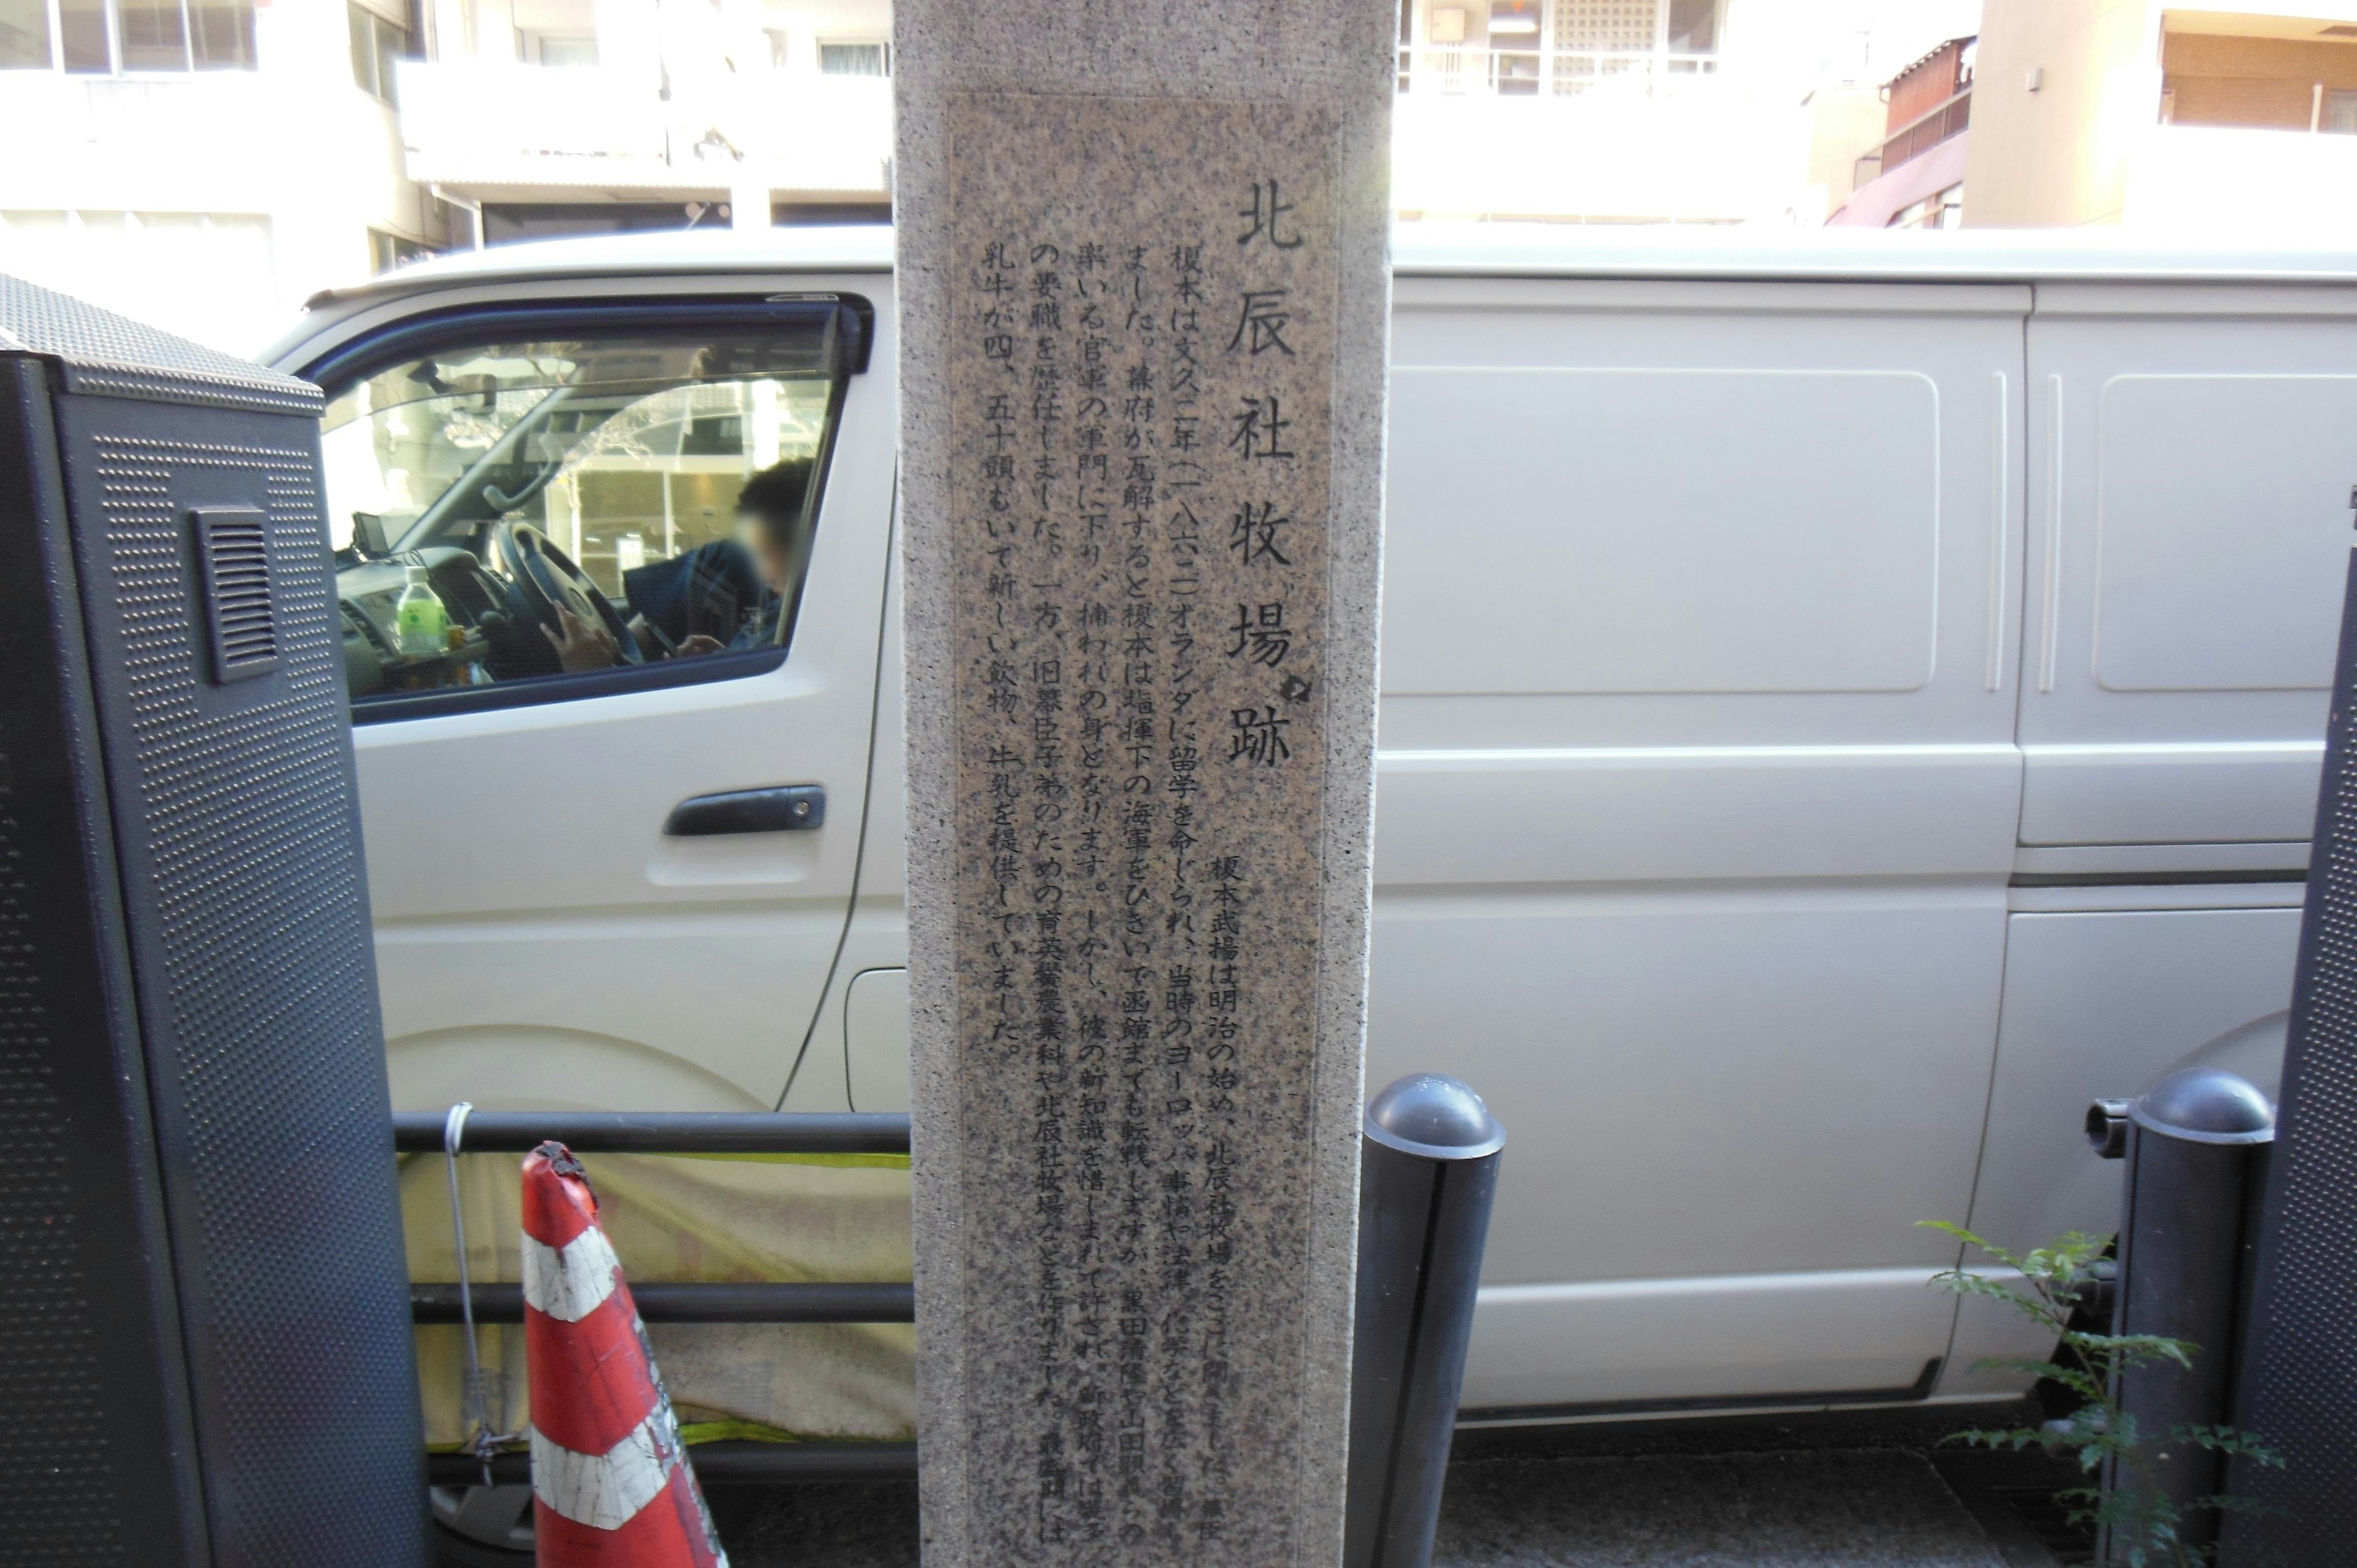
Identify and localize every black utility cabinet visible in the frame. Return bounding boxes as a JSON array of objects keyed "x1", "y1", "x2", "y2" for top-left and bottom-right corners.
[{"x1": 0, "y1": 276, "x2": 423, "y2": 1566}]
